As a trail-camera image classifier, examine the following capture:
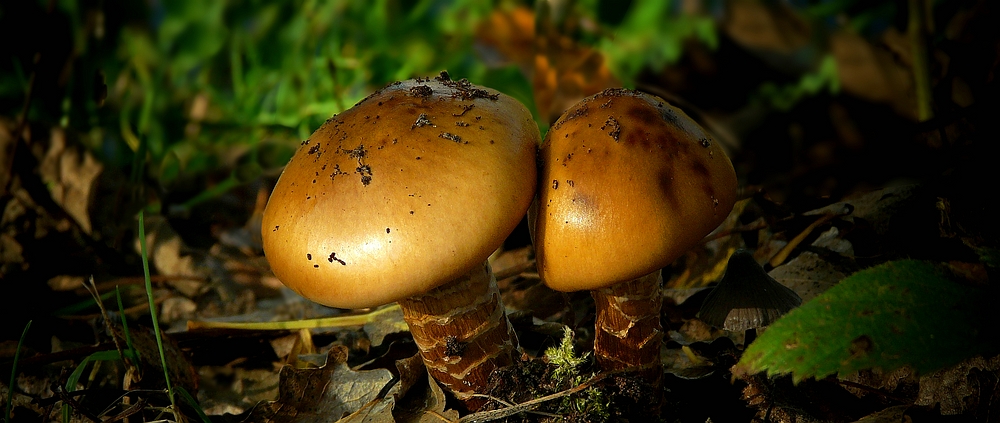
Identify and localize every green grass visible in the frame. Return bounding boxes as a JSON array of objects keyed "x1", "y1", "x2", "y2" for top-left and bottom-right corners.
[
  {"x1": 138, "y1": 210, "x2": 184, "y2": 422},
  {"x1": 5, "y1": 320, "x2": 32, "y2": 423}
]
